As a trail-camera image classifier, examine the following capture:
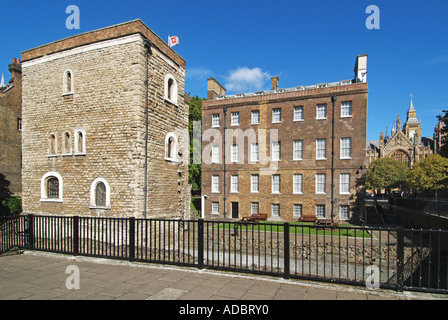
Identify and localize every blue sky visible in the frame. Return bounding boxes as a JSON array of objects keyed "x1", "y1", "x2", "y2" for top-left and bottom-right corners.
[{"x1": 1, "y1": 0, "x2": 447, "y2": 140}]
